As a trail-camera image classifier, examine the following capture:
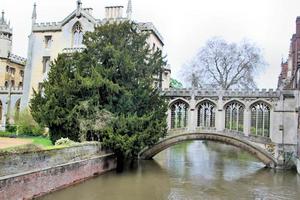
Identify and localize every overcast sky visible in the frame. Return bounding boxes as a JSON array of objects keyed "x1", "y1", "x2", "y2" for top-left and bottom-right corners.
[{"x1": 1, "y1": 0, "x2": 300, "y2": 89}]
